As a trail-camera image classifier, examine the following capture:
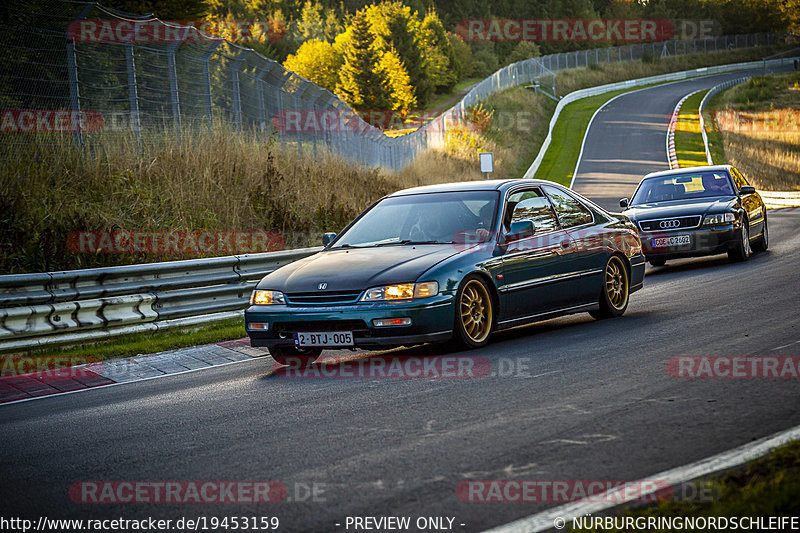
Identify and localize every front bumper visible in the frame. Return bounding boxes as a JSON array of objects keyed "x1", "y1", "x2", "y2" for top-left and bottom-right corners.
[
  {"x1": 244, "y1": 294, "x2": 455, "y2": 350},
  {"x1": 640, "y1": 224, "x2": 739, "y2": 260}
]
